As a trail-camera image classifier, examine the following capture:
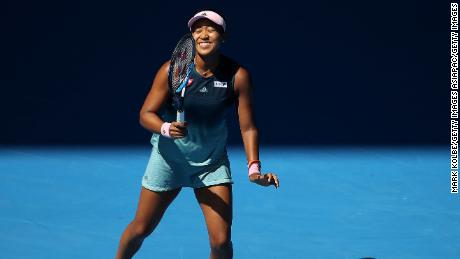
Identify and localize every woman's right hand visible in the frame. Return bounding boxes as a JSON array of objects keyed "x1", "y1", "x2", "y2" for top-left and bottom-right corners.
[{"x1": 169, "y1": 121, "x2": 188, "y2": 138}]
